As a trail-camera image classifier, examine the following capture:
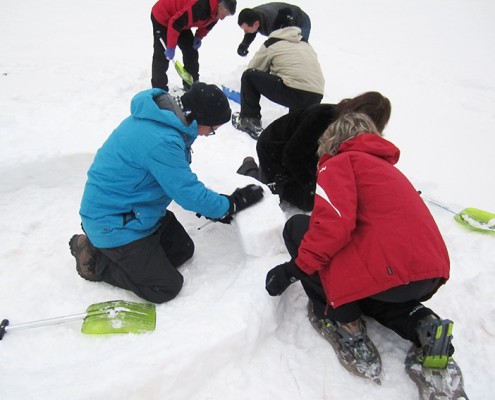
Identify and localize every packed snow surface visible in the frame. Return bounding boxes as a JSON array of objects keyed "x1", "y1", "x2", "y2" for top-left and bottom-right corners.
[{"x1": 1, "y1": 1, "x2": 494, "y2": 399}]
